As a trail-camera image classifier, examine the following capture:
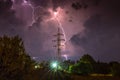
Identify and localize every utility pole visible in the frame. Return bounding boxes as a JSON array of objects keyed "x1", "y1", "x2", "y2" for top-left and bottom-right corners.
[{"x1": 53, "y1": 27, "x2": 65, "y2": 61}]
